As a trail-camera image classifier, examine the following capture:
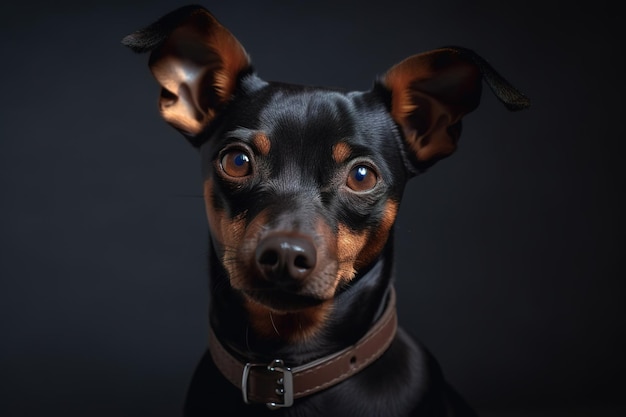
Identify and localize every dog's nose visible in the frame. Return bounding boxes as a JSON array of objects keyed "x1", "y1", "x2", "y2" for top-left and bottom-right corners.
[{"x1": 255, "y1": 234, "x2": 317, "y2": 284}]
